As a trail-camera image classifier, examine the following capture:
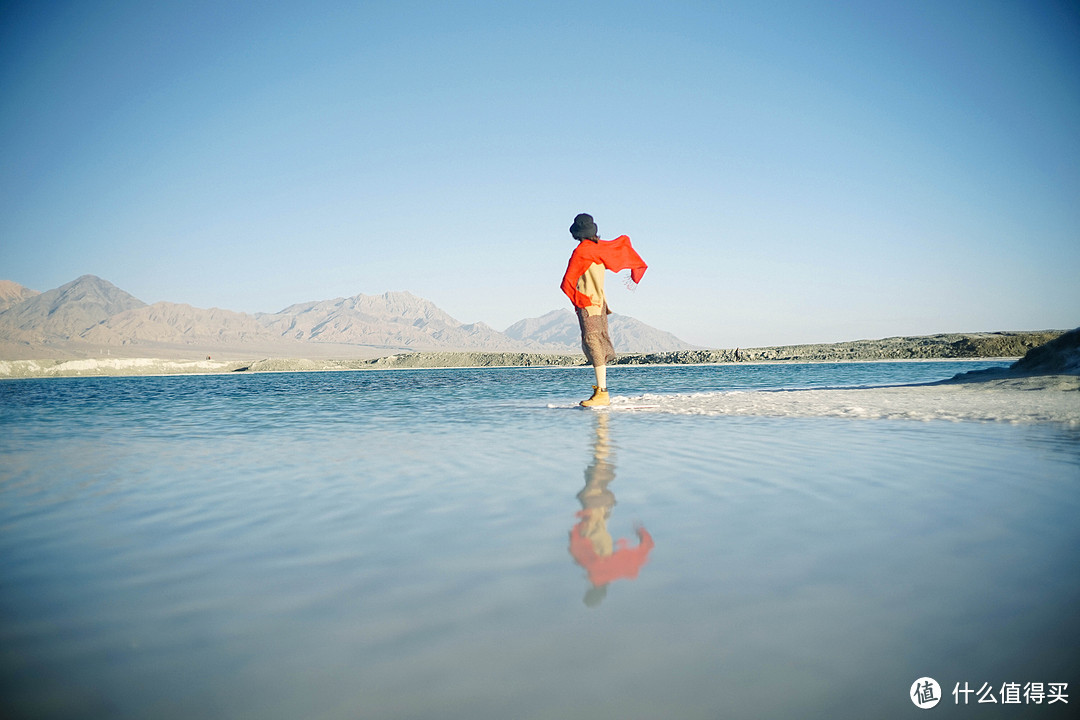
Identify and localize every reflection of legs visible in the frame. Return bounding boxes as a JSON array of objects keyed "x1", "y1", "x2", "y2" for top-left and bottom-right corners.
[
  {"x1": 578, "y1": 414, "x2": 614, "y2": 503},
  {"x1": 577, "y1": 413, "x2": 615, "y2": 555}
]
